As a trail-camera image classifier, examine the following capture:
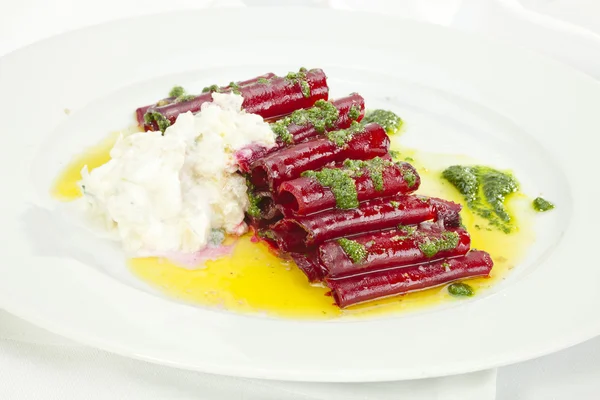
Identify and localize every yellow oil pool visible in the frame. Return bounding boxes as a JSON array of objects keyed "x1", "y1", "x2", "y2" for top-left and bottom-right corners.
[{"x1": 52, "y1": 133, "x2": 535, "y2": 319}]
